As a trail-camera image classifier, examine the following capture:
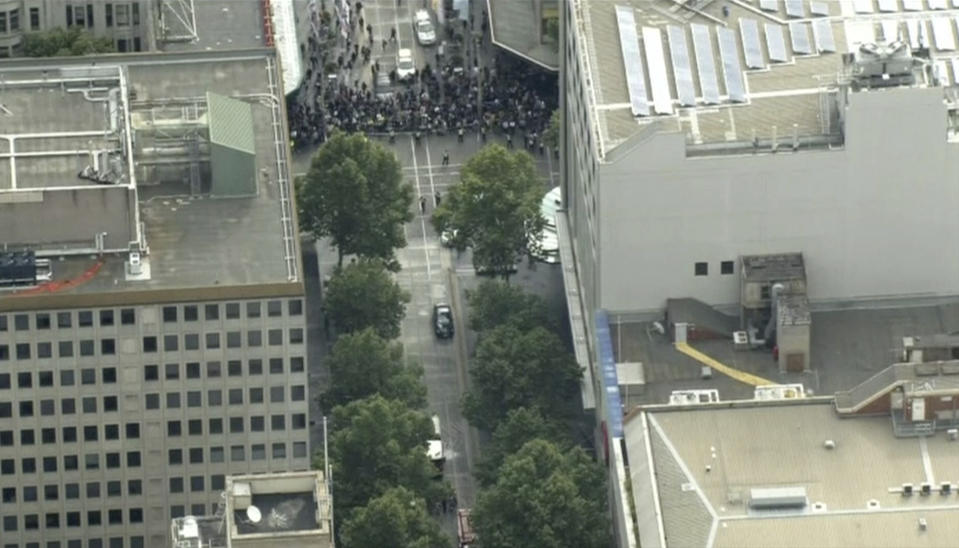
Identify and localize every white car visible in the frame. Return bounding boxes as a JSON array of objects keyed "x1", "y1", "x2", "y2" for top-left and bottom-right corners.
[
  {"x1": 396, "y1": 48, "x2": 416, "y2": 81},
  {"x1": 414, "y1": 10, "x2": 437, "y2": 45}
]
